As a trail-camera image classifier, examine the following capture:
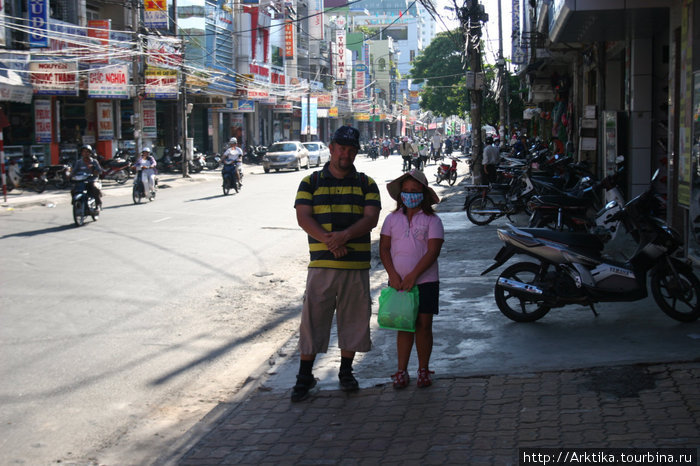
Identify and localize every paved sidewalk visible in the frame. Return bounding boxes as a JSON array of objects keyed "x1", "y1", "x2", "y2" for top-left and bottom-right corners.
[
  {"x1": 174, "y1": 361, "x2": 700, "y2": 464},
  {"x1": 166, "y1": 182, "x2": 700, "y2": 464}
]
